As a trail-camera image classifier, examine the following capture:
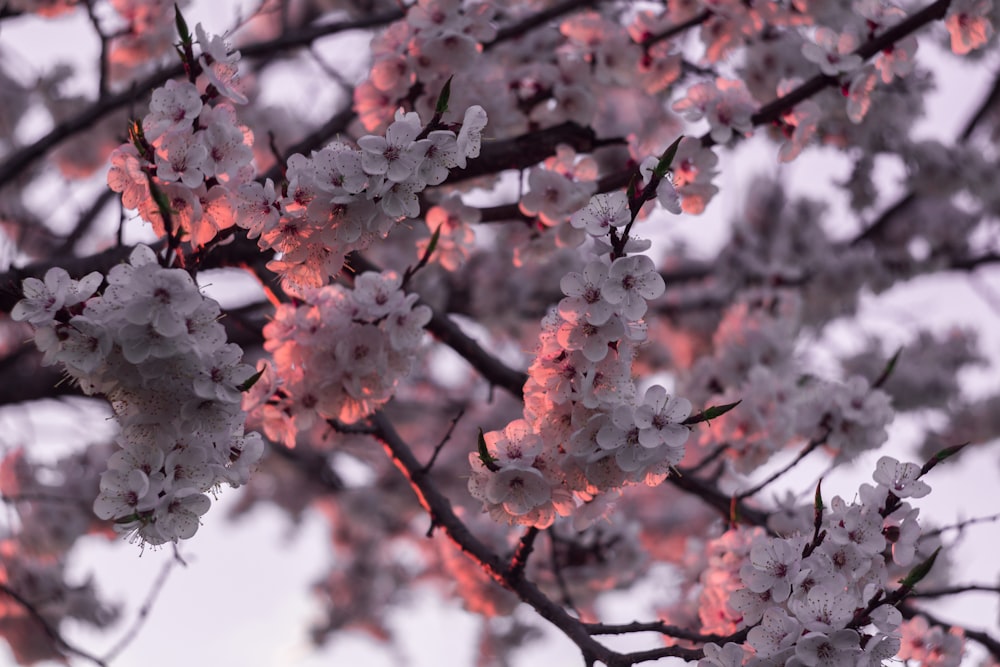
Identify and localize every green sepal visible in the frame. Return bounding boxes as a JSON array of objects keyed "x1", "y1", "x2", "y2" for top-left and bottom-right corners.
[
  {"x1": 873, "y1": 346, "x2": 903, "y2": 389},
  {"x1": 653, "y1": 135, "x2": 684, "y2": 178},
  {"x1": 425, "y1": 224, "x2": 442, "y2": 260},
  {"x1": 899, "y1": 546, "x2": 941, "y2": 588},
  {"x1": 128, "y1": 119, "x2": 146, "y2": 153},
  {"x1": 477, "y1": 427, "x2": 500, "y2": 472},
  {"x1": 150, "y1": 181, "x2": 172, "y2": 217},
  {"x1": 920, "y1": 442, "x2": 968, "y2": 476},
  {"x1": 682, "y1": 400, "x2": 741, "y2": 426},
  {"x1": 238, "y1": 368, "x2": 265, "y2": 392},
  {"x1": 435, "y1": 76, "x2": 453, "y2": 115},
  {"x1": 174, "y1": 3, "x2": 192, "y2": 46}
]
